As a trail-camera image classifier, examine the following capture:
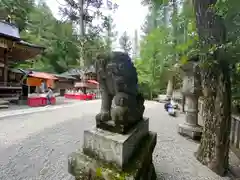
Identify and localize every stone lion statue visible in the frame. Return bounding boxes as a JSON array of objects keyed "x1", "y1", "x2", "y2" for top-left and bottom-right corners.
[{"x1": 95, "y1": 51, "x2": 145, "y2": 133}]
